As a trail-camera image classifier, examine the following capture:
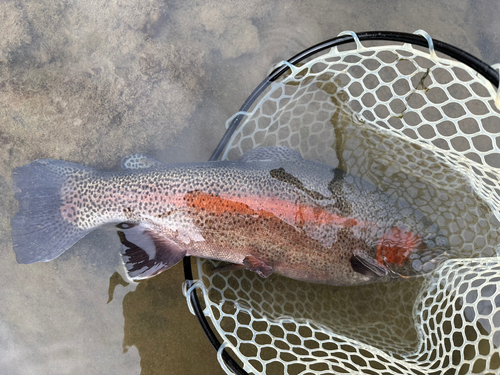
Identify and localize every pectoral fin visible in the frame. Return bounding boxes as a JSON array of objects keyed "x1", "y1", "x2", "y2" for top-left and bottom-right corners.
[
  {"x1": 350, "y1": 250, "x2": 388, "y2": 279},
  {"x1": 243, "y1": 255, "x2": 274, "y2": 278},
  {"x1": 116, "y1": 222, "x2": 186, "y2": 281}
]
